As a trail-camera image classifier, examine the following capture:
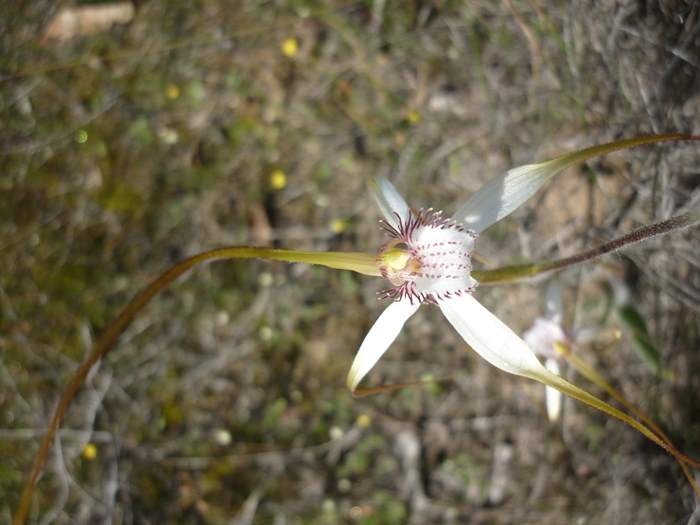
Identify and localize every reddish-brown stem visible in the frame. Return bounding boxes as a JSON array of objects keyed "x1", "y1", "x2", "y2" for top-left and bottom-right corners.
[
  {"x1": 13, "y1": 246, "x2": 375, "y2": 525},
  {"x1": 13, "y1": 250, "x2": 220, "y2": 525},
  {"x1": 474, "y1": 212, "x2": 699, "y2": 284}
]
